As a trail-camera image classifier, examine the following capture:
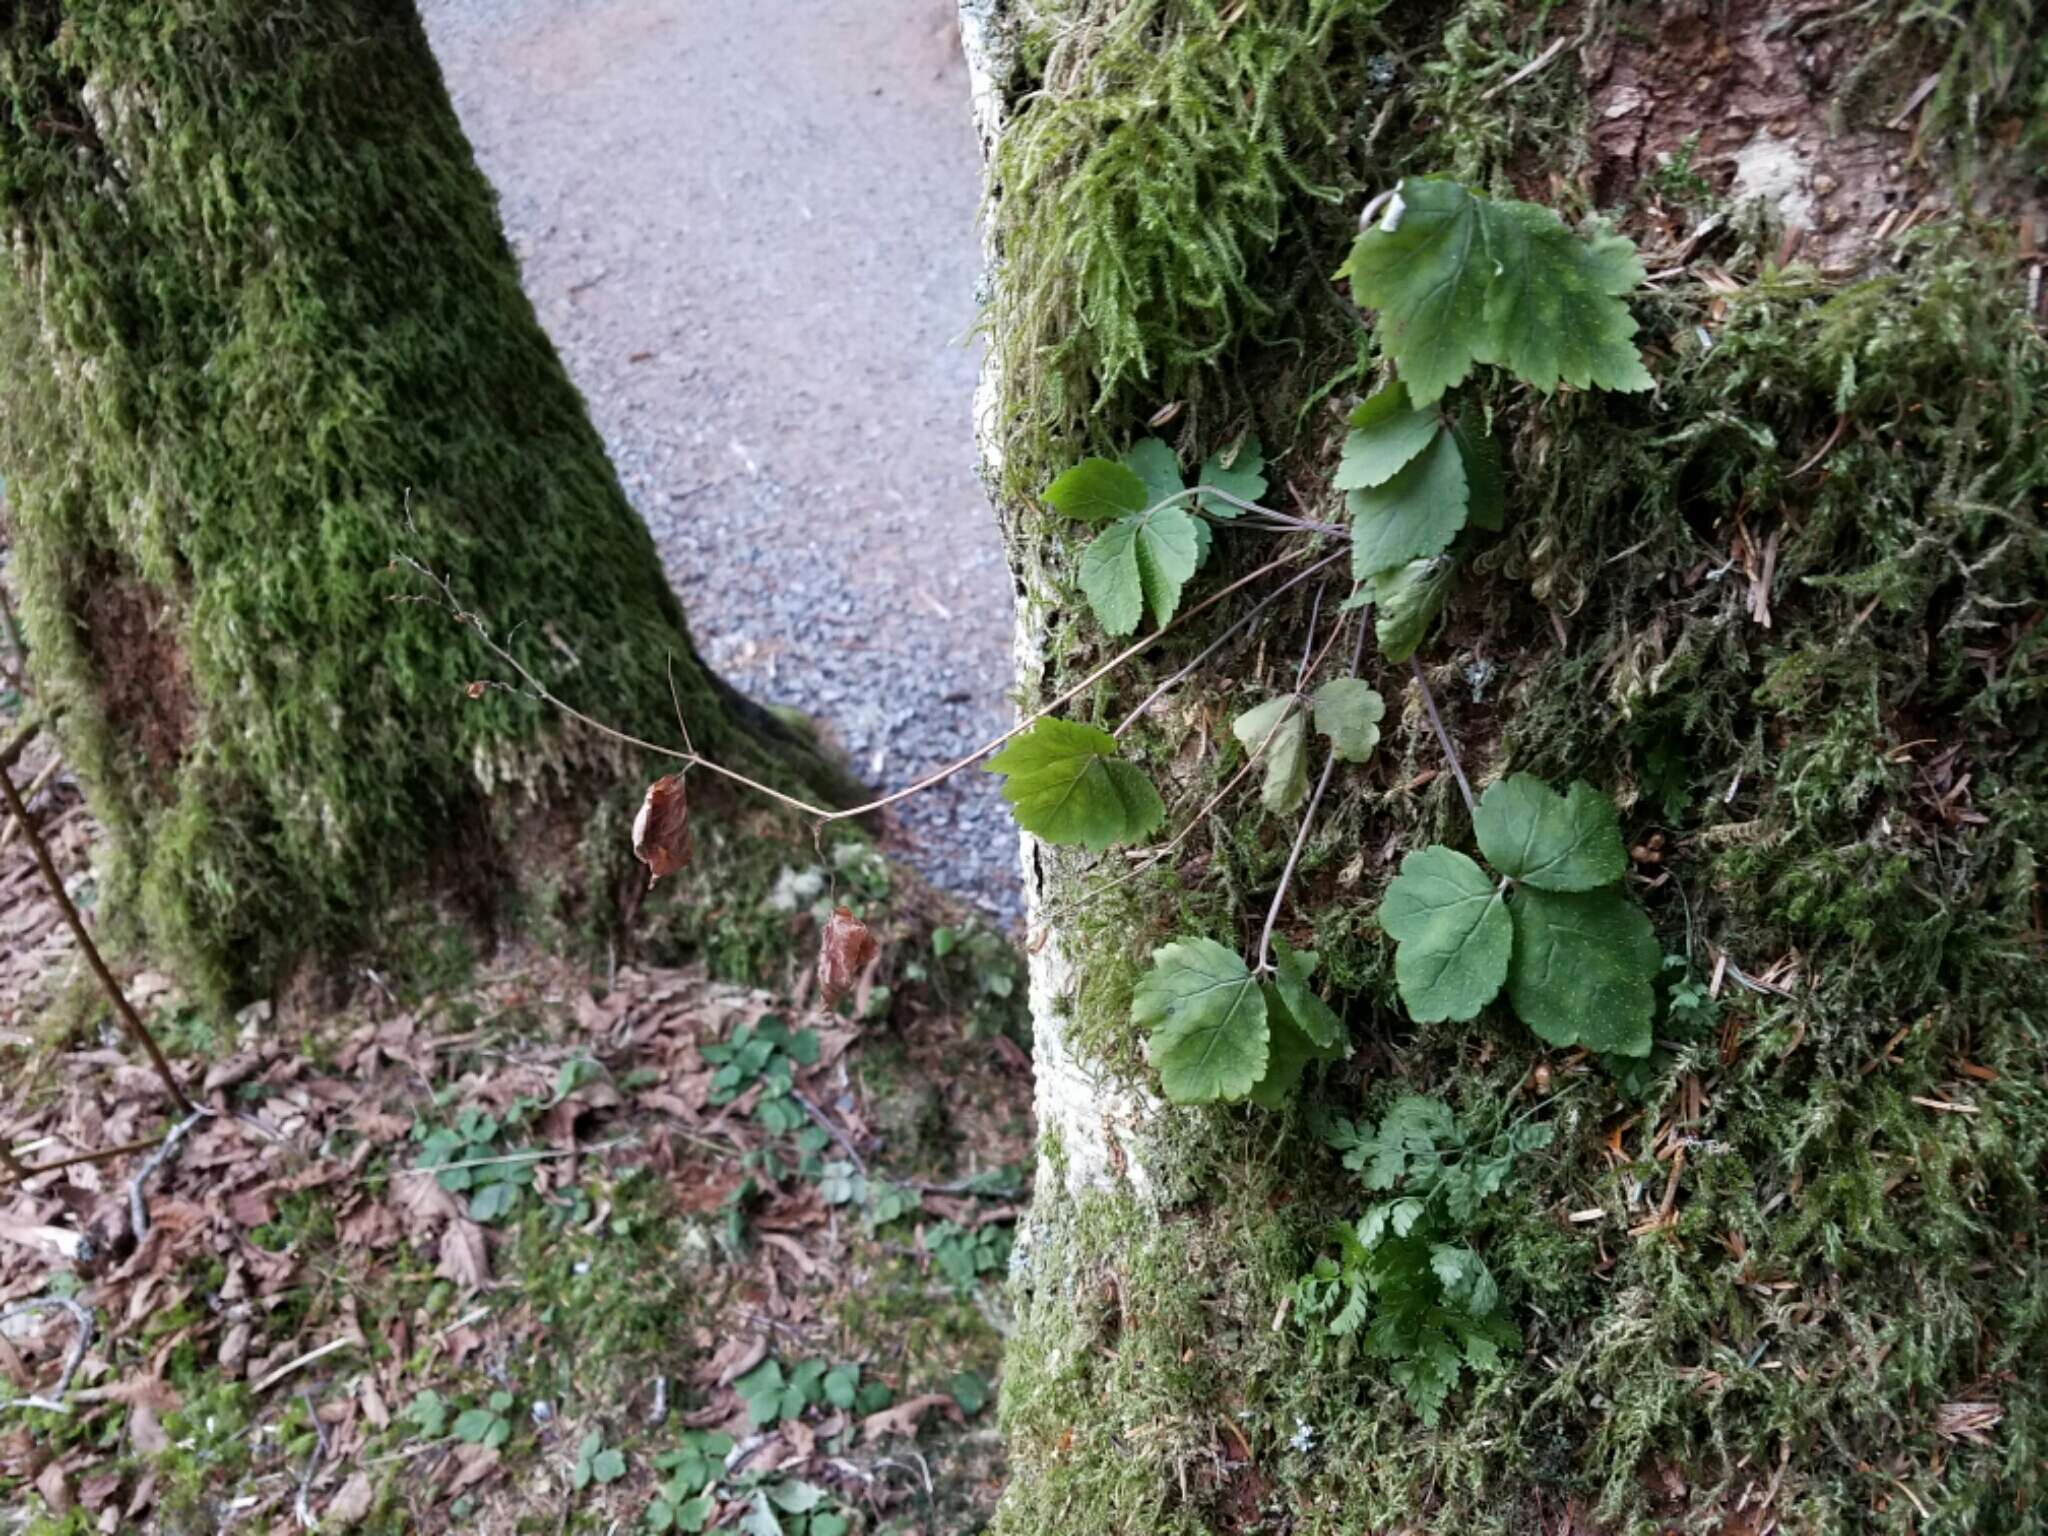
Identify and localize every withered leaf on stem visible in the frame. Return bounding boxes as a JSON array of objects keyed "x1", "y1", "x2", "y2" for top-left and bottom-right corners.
[
  {"x1": 631, "y1": 774, "x2": 691, "y2": 882},
  {"x1": 817, "y1": 906, "x2": 878, "y2": 1008}
]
